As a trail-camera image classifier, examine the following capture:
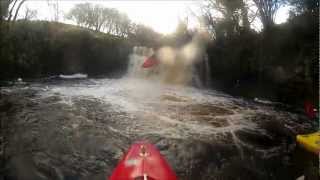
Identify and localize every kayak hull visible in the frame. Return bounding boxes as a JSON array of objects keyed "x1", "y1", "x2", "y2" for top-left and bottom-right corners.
[
  {"x1": 109, "y1": 141, "x2": 177, "y2": 180},
  {"x1": 142, "y1": 56, "x2": 159, "y2": 68},
  {"x1": 296, "y1": 132, "x2": 320, "y2": 154}
]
